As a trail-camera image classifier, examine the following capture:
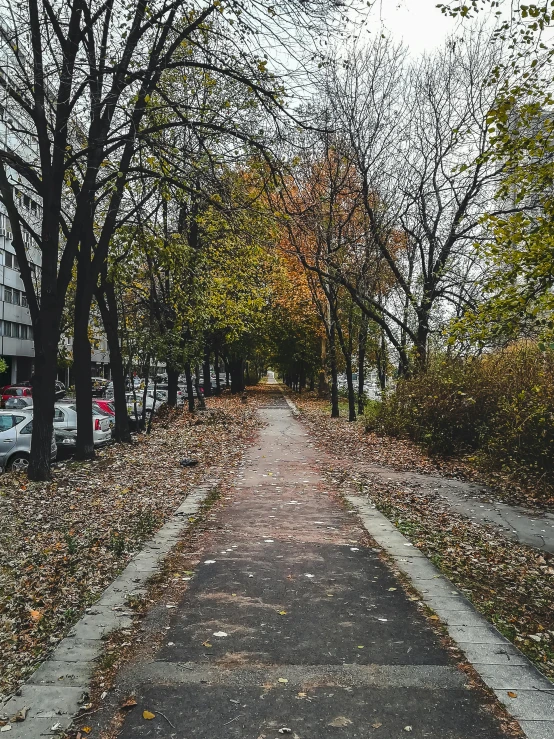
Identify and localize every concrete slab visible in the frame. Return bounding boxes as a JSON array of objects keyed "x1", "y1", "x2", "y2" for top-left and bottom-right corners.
[
  {"x1": 494, "y1": 689, "x2": 554, "y2": 720},
  {"x1": 476, "y1": 664, "x2": 554, "y2": 691},
  {"x1": 447, "y1": 624, "x2": 508, "y2": 644},
  {"x1": 518, "y1": 722, "x2": 554, "y2": 739},
  {"x1": 28, "y1": 660, "x2": 93, "y2": 687}
]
